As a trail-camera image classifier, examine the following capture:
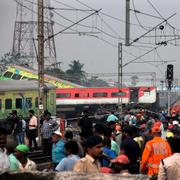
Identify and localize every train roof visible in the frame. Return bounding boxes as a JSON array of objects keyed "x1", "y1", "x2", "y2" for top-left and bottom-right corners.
[
  {"x1": 6, "y1": 65, "x2": 84, "y2": 88},
  {"x1": 0, "y1": 80, "x2": 56, "y2": 91}
]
